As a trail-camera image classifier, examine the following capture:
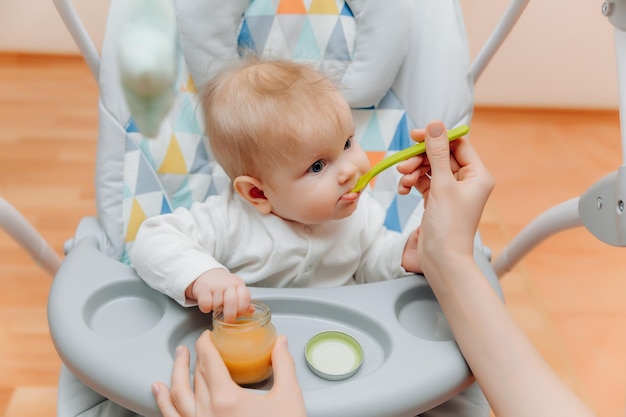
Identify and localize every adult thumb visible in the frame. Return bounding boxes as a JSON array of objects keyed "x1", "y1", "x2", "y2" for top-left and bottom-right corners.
[
  {"x1": 270, "y1": 336, "x2": 301, "y2": 394},
  {"x1": 425, "y1": 121, "x2": 453, "y2": 177}
]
